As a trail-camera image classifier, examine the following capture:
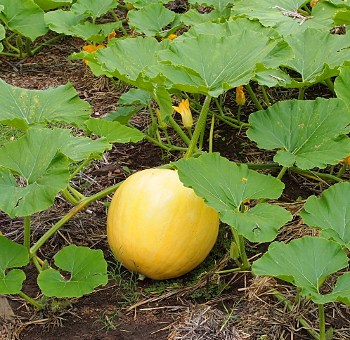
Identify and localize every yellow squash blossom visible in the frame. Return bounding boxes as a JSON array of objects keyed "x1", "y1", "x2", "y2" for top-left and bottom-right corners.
[
  {"x1": 235, "y1": 86, "x2": 246, "y2": 106},
  {"x1": 172, "y1": 99, "x2": 193, "y2": 129},
  {"x1": 82, "y1": 44, "x2": 106, "y2": 64},
  {"x1": 339, "y1": 154, "x2": 350, "y2": 166},
  {"x1": 108, "y1": 31, "x2": 116, "y2": 41}
]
